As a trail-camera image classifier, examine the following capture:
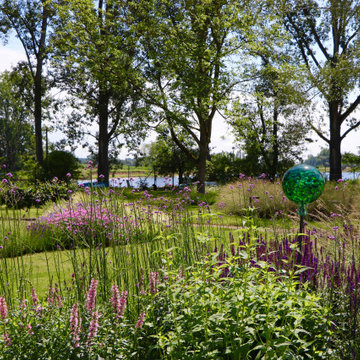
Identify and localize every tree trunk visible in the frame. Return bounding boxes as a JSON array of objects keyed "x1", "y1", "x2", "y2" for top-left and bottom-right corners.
[
  {"x1": 97, "y1": 89, "x2": 110, "y2": 186},
  {"x1": 329, "y1": 102, "x2": 342, "y2": 181},
  {"x1": 34, "y1": 70, "x2": 43, "y2": 166},
  {"x1": 197, "y1": 142, "x2": 208, "y2": 194}
]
